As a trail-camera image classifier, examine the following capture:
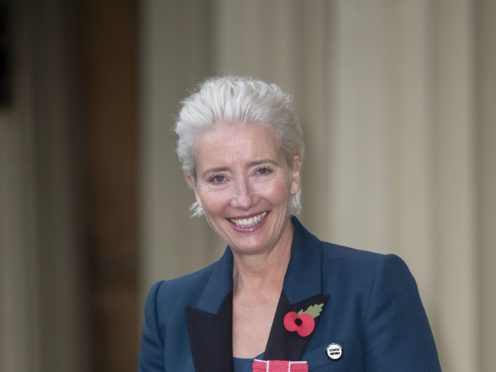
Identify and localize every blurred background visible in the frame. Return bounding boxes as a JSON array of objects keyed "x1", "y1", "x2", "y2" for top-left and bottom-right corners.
[{"x1": 0, "y1": 0, "x2": 494, "y2": 371}]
